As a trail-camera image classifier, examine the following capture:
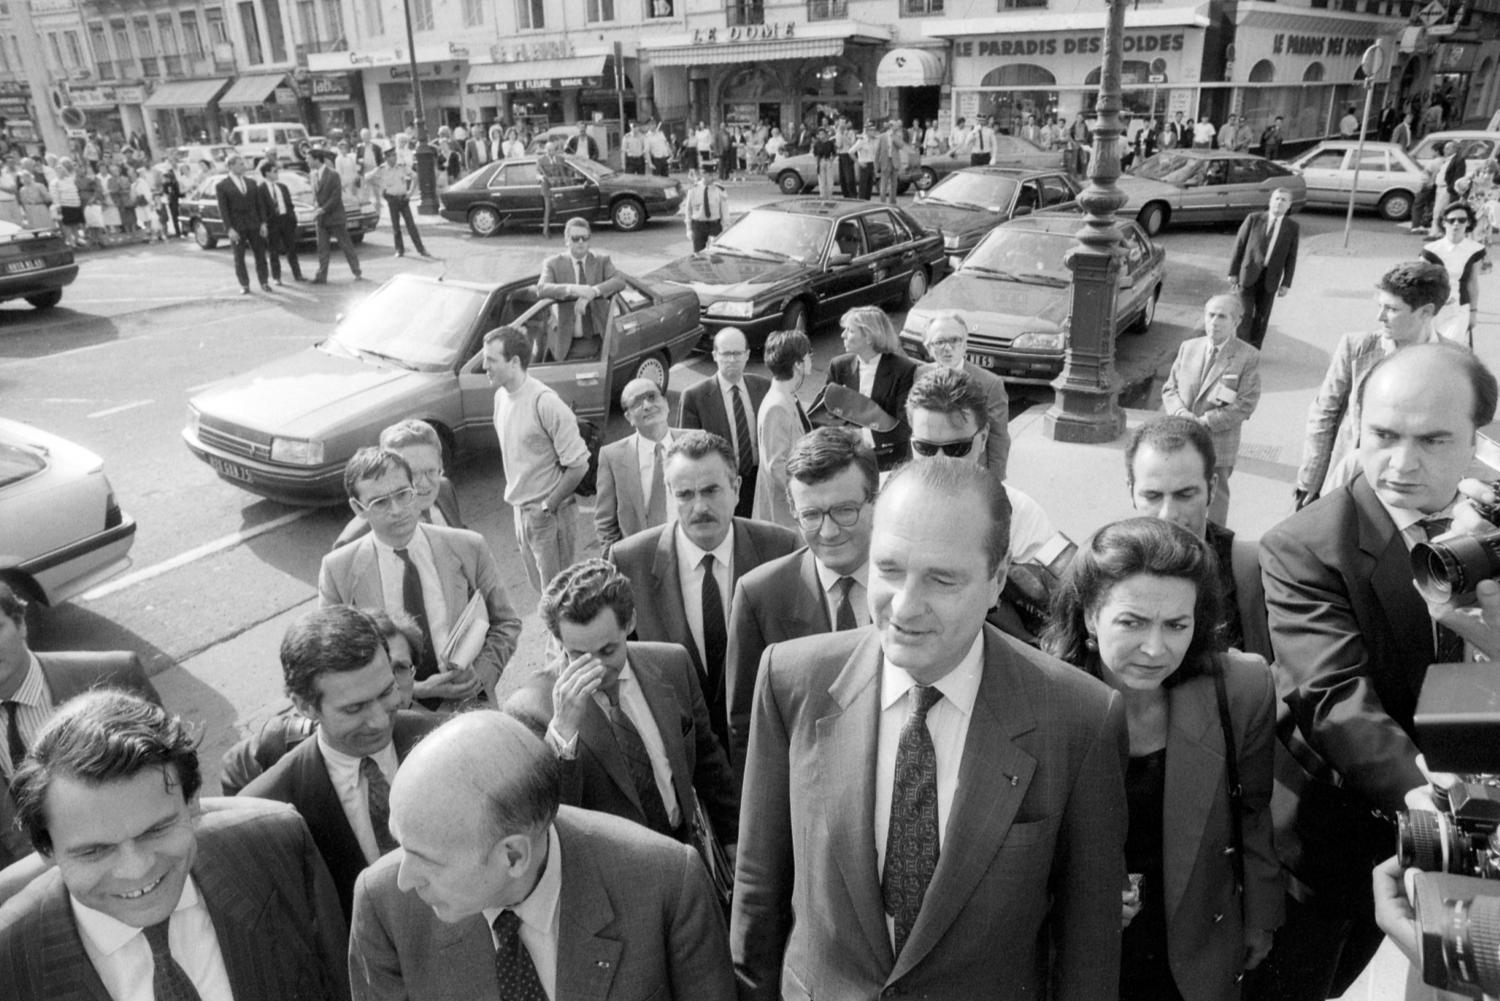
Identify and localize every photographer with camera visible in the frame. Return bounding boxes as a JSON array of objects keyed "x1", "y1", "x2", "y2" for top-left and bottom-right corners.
[{"x1": 1257, "y1": 343, "x2": 1500, "y2": 1001}]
